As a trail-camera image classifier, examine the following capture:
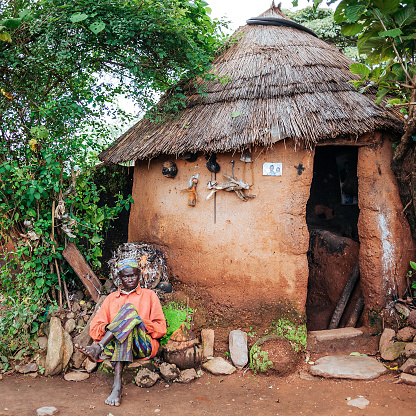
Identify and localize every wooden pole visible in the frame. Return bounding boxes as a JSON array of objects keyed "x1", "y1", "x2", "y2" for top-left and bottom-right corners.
[
  {"x1": 328, "y1": 258, "x2": 360, "y2": 329},
  {"x1": 346, "y1": 293, "x2": 364, "y2": 328}
]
